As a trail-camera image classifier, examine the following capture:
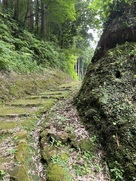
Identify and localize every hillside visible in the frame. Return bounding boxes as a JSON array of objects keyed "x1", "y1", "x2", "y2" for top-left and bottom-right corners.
[{"x1": 0, "y1": 11, "x2": 78, "y2": 80}]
